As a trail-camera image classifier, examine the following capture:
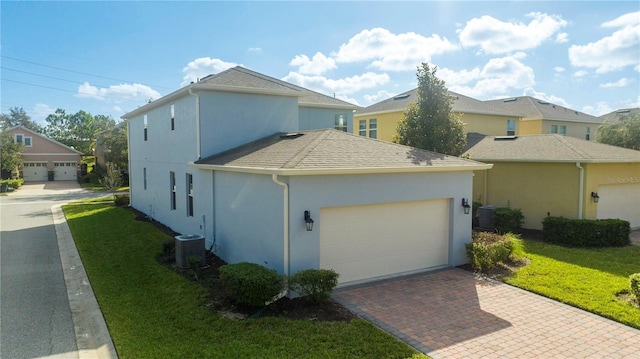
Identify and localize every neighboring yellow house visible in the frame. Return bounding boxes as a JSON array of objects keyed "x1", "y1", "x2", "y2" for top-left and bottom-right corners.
[
  {"x1": 464, "y1": 134, "x2": 640, "y2": 230},
  {"x1": 354, "y1": 89, "x2": 522, "y2": 142},
  {"x1": 484, "y1": 96, "x2": 604, "y2": 141}
]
